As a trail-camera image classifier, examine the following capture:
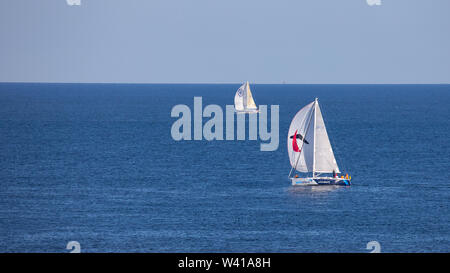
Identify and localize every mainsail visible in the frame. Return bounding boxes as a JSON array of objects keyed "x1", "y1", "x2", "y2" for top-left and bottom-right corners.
[
  {"x1": 288, "y1": 99, "x2": 339, "y2": 175},
  {"x1": 234, "y1": 82, "x2": 257, "y2": 111}
]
